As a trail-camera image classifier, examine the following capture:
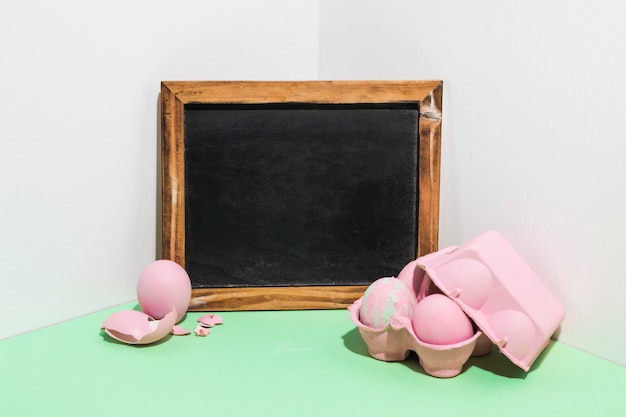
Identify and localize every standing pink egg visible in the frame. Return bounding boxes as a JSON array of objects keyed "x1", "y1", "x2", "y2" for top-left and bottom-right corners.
[
  {"x1": 412, "y1": 294, "x2": 474, "y2": 345},
  {"x1": 137, "y1": 260, "x2": 192, "y2": 323}
]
